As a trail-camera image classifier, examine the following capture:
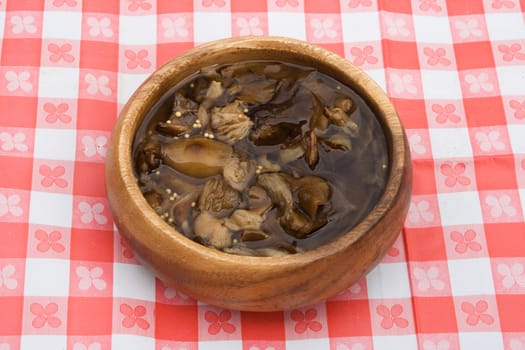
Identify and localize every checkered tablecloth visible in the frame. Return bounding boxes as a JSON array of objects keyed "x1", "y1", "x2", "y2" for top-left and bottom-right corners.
[{"x1": 1, "y1": 0, "x2": 524, "y2": 349}]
